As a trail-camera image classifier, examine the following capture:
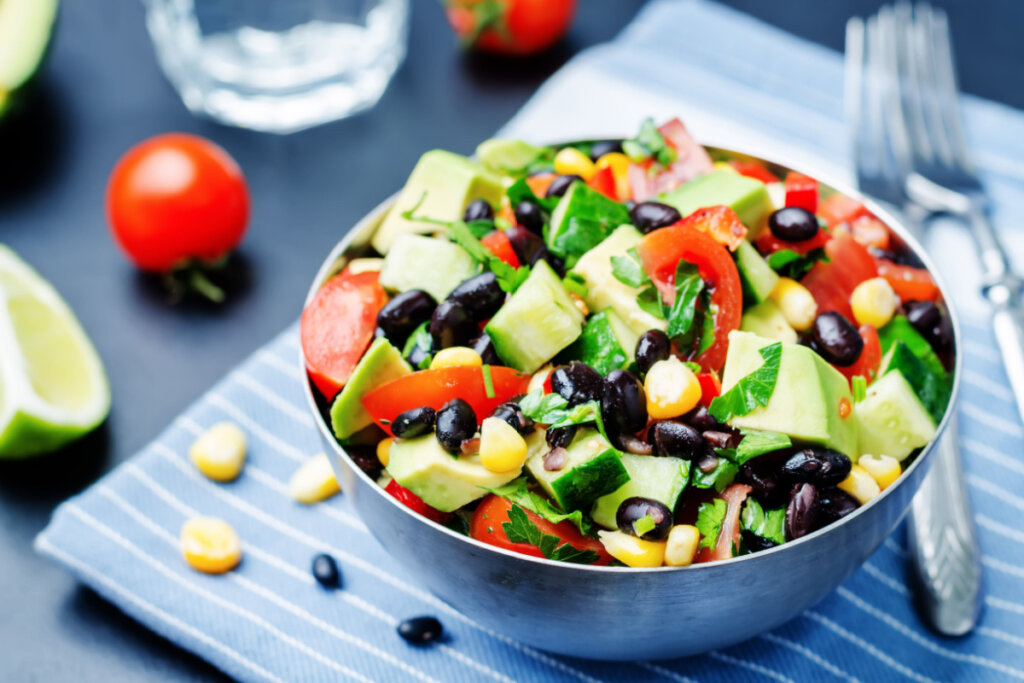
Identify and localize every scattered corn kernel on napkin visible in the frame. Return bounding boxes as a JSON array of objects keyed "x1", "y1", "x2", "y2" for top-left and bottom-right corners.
[{"x1": 37, "y1": 1, "x2": 1024, "y2": 680}]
